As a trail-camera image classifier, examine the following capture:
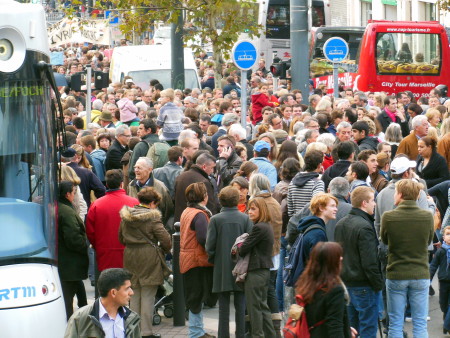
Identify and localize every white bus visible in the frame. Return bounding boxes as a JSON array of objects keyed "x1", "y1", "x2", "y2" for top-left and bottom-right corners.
[{"x1": 255, "y1": 0, "x2": 330, "y2": 64}]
